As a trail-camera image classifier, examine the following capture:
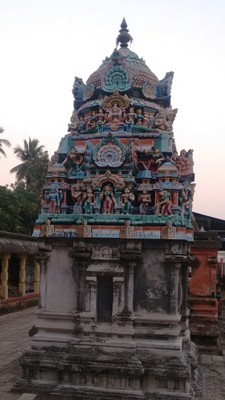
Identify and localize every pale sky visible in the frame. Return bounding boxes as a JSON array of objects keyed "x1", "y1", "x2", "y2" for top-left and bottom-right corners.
[{"x1": 1, "y1": 0, "x2": 225, "y2": 219}]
